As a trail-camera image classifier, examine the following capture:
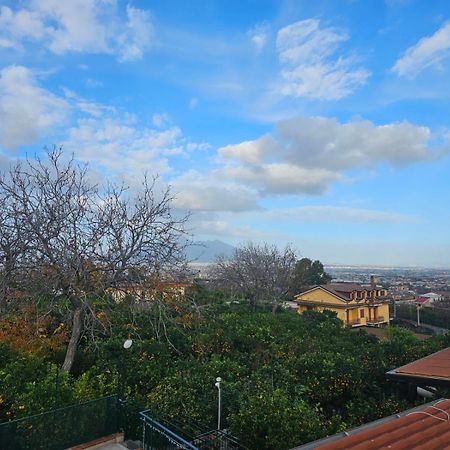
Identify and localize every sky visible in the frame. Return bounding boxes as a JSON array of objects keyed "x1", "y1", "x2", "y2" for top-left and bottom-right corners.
[{"x1": 1, "y1": 0, "x2": 450, "y2": 267}]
